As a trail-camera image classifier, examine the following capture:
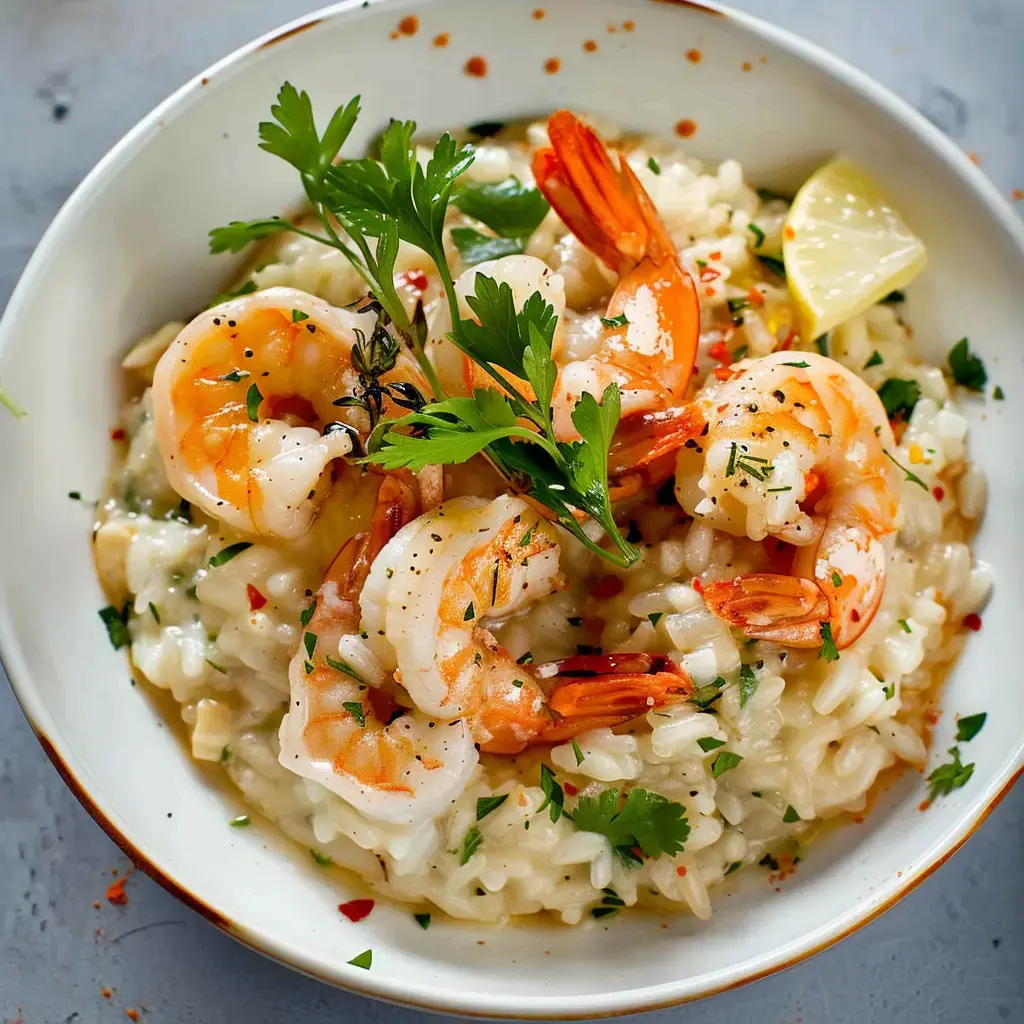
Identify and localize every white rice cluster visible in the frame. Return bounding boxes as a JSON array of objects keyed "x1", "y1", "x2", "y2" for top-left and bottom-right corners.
[{"x1": 99, "y1": 127, "x2": 991, "y2": 926}]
